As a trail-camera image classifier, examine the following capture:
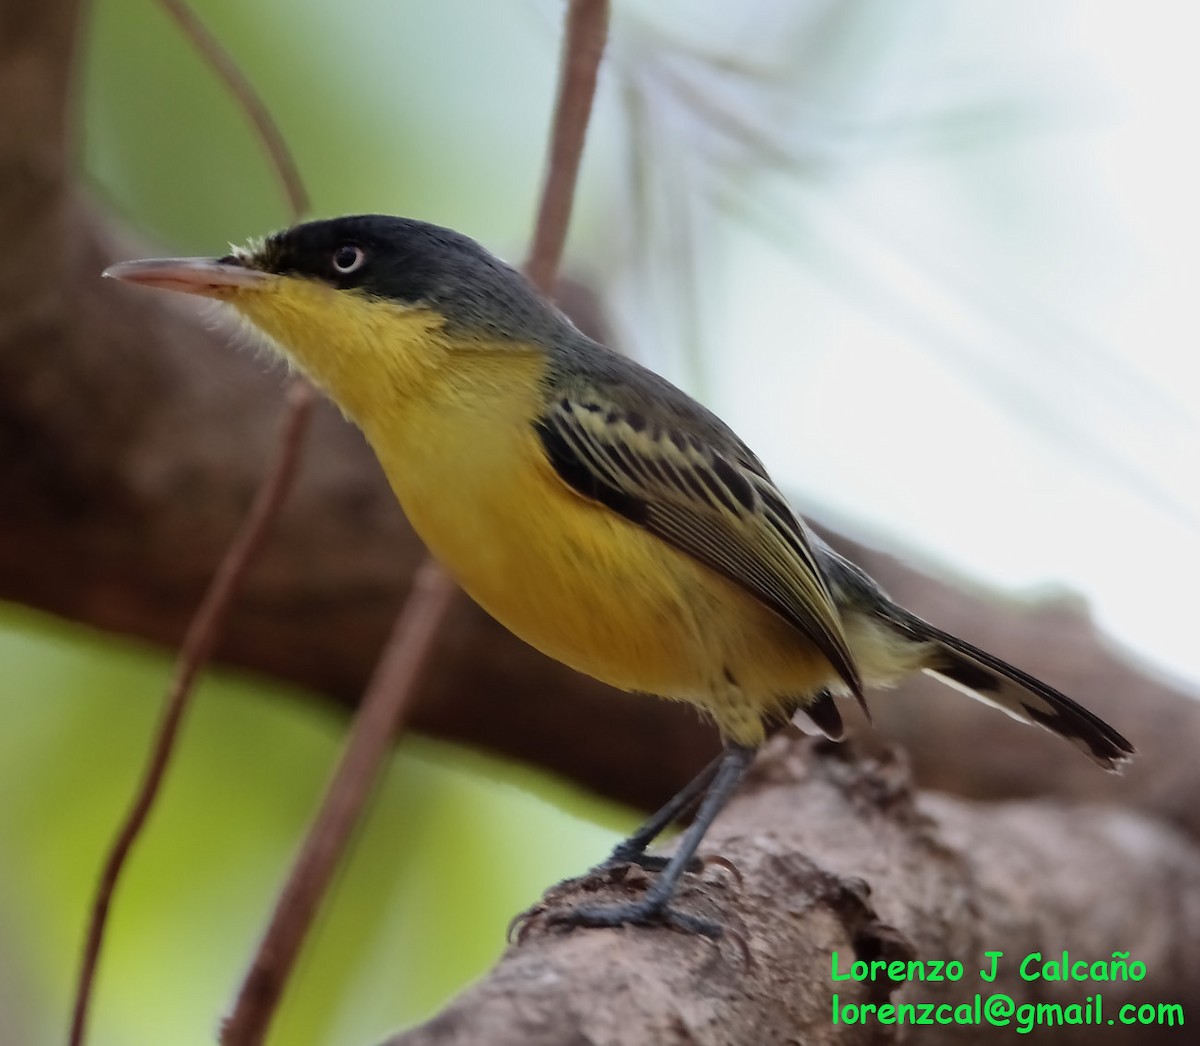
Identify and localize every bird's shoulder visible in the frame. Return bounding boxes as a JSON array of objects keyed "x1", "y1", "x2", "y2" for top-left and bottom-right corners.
[{"x1": 542, "y1": 336, "x2": 769, "y2": 476}]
